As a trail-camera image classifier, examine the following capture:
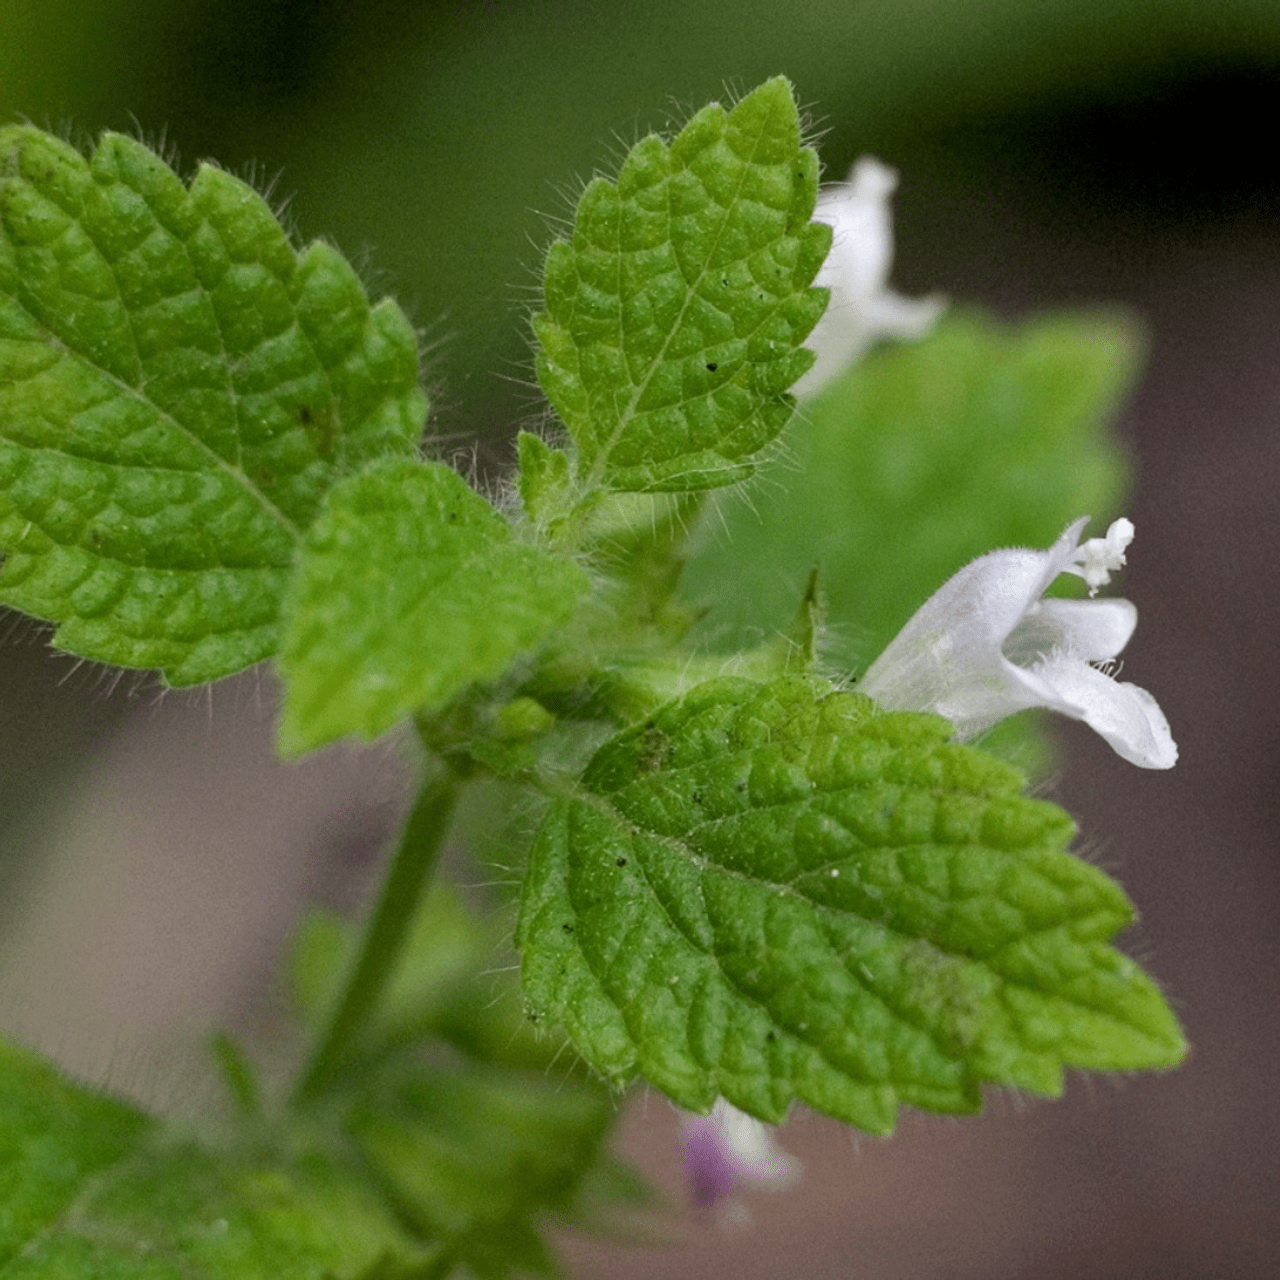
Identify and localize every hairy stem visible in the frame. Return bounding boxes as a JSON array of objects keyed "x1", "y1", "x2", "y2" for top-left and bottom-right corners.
[{"x1": 293, "y1": 760, "x2": 459, "y2": 1102}]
